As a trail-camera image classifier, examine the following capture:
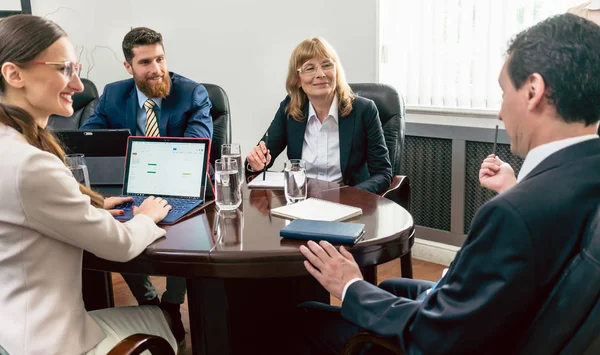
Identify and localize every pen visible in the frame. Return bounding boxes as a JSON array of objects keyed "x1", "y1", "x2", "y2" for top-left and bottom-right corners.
[
  {"x1": 262, "y1": 131, "x2": 269, "y2": 181},
  {"x1": 492, "y1": 125, "x2": 499, "y2": 156}
]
